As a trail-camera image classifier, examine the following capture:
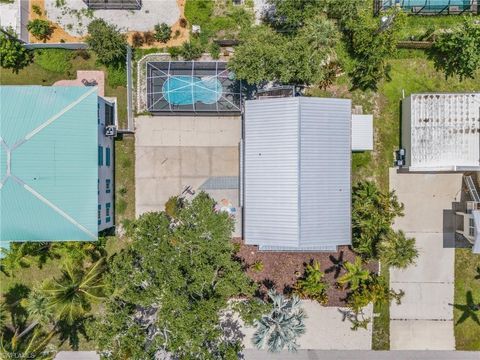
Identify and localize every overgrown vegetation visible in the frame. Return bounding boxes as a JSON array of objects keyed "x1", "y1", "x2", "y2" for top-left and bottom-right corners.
[
  {"x1": 27, "y1": 19, "x2": 54, "y2": 42},
  {"x1": 0, "y1": 31, "x2": 33, "y2": 73},
  {"x1": 86, "y1": 19, "x2": 127, "y2": 67}
]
